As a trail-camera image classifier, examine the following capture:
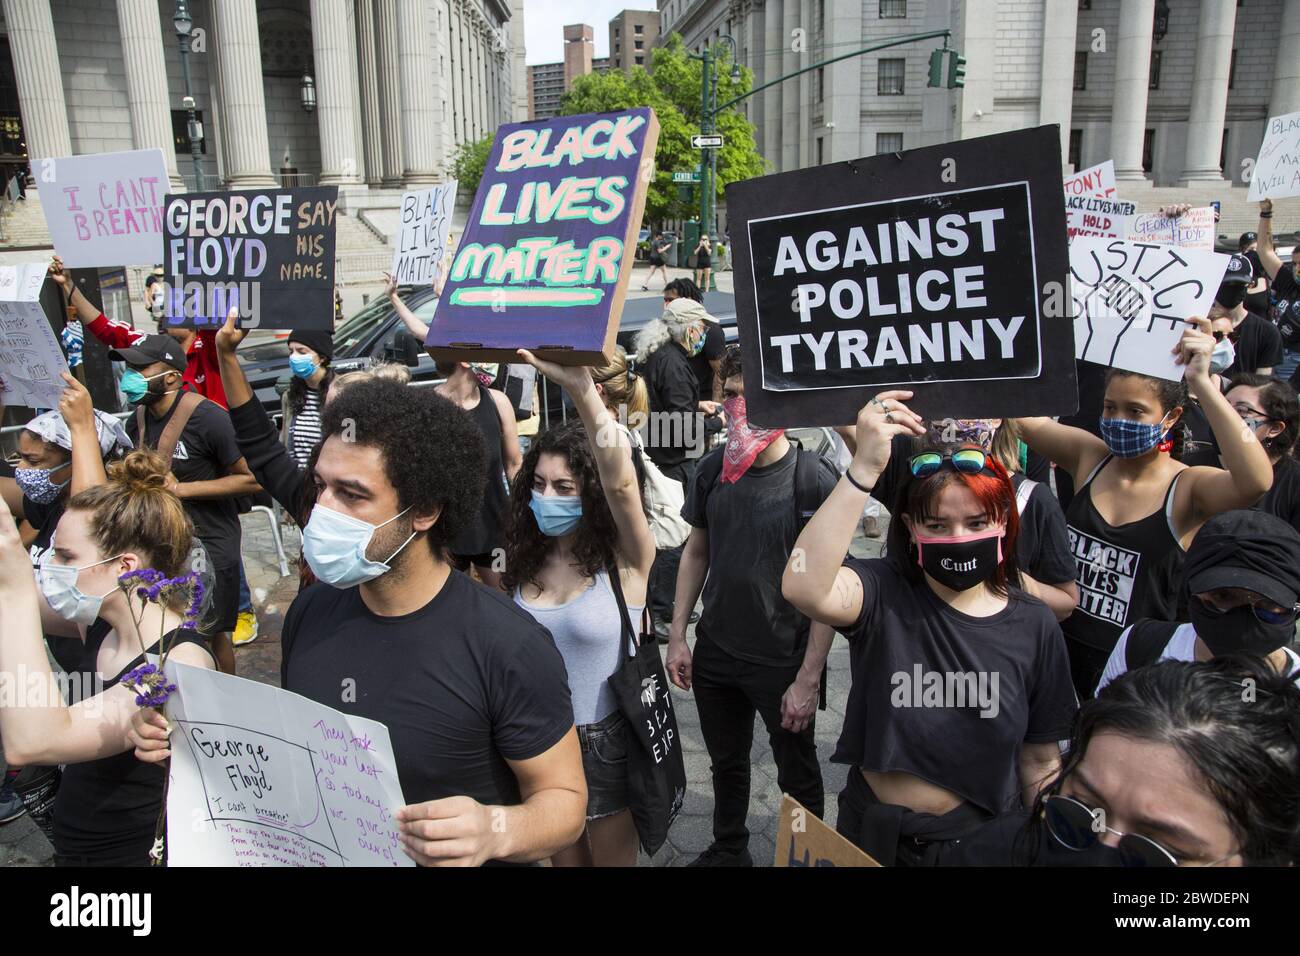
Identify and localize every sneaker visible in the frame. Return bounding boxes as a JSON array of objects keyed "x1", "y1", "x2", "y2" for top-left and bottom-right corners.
[
  {"x1": 687, "y1": 843, "x2": 753, "y2": 867},
  {"x1": 232, "y1": 611, "x2": 259, "y2": 646},
  {"x1": 0, "y1": 780, "x2": 26, "y2": 825}
]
